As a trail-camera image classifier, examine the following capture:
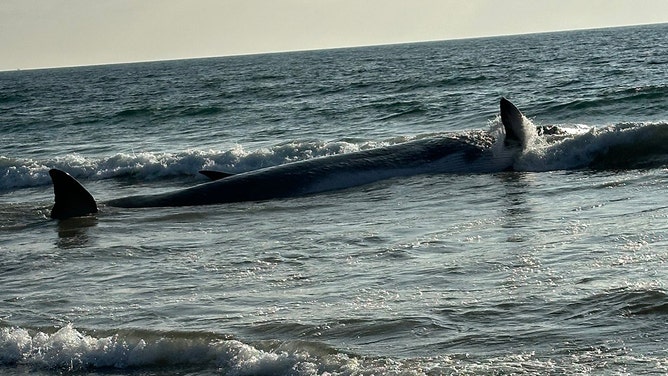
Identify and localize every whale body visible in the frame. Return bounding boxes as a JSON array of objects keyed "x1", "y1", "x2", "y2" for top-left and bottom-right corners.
[{"x1": 49, "y1": 97, "x2": 531, "y2": 219}]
